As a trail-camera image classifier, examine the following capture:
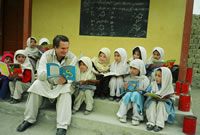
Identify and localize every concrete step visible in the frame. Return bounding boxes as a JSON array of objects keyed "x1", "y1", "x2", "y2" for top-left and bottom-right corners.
[
  {"x1": 0, "y1": 101, "x2": 184, "y2": 135},
  {"x1": 92, "y1": 98, "x2": 193, "y2": 125},
  {"x1": 0, "y1": 97, "x2": 193, "y2": 135},
  {"x1": 0, "y1": 111, "x2": 97, "y2": 135}
]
